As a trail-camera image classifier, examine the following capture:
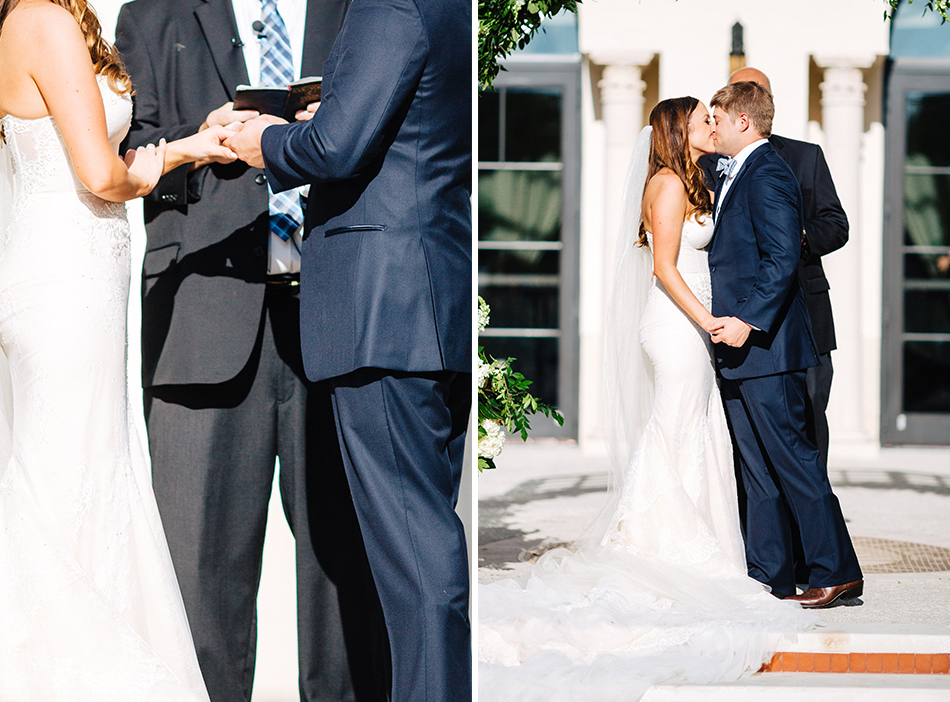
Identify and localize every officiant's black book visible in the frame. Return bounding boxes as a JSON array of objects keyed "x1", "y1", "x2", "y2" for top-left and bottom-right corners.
[{"x1": 232, "y1": 77, "x2": 322, "y2": 121}]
